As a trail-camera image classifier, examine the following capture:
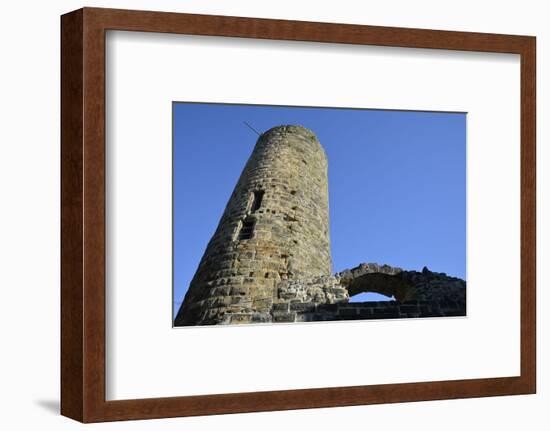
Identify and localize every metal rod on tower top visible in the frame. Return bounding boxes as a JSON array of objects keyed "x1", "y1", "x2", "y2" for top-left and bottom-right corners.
[{"x1": 243, "y1": 121, "x2": 261, "y2": 136}]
